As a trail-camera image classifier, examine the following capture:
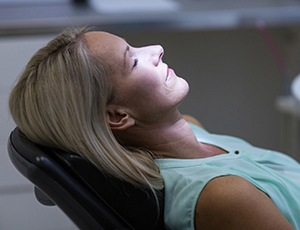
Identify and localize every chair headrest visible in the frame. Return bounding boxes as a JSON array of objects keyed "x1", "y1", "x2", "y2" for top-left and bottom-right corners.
[{"x1": 9, "y1": 127, "x2": 165, "y2": 230}]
